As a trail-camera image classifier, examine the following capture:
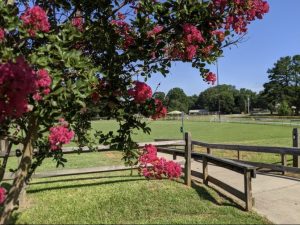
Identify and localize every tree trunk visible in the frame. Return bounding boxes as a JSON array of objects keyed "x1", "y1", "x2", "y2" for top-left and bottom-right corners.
[{"x1": 0, "y1": 120, "x2": 36, "y2": 225}]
